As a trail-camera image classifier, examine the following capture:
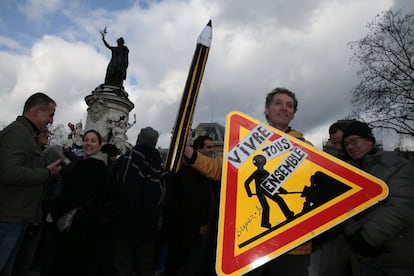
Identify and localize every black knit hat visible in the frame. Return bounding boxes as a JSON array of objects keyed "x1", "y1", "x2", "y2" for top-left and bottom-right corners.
[
  {"x1": 342, "y1": 121, "x2": 376, "y2": 143},
  {"x1": 136, "y1": 126, "x2": 159, "y2": 147}
]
